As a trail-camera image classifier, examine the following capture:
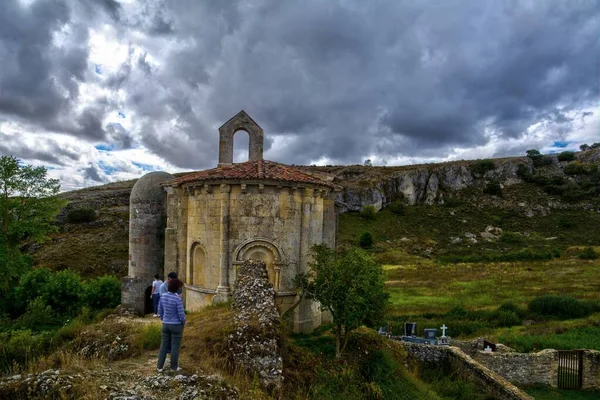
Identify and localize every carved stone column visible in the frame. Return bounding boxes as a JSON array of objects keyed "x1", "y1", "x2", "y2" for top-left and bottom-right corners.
[{"x1": 214, "y1": 184, "x2": 231, "y2": 303}]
